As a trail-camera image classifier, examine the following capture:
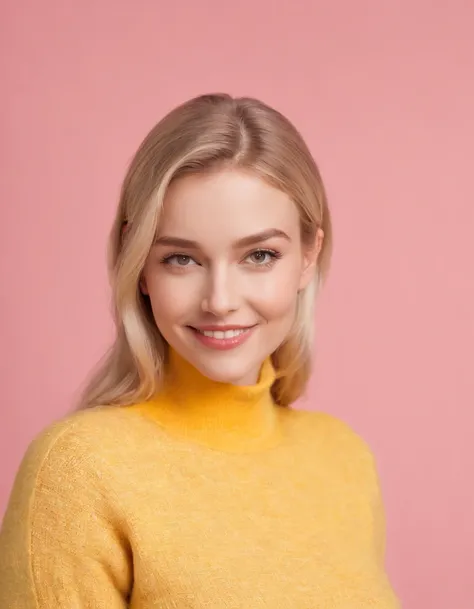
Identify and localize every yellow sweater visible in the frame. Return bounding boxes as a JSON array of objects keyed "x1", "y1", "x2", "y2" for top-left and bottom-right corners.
[{"x1": 0, "y1": 352, "x2": 400, "y2": 608}]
